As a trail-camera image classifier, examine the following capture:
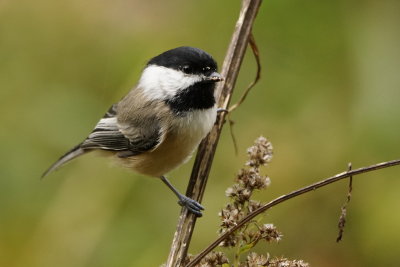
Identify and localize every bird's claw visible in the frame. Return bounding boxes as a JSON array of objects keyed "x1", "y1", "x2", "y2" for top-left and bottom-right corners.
[{"x1": 178, "y1": 195, "x2": 204, "y2": 217}]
